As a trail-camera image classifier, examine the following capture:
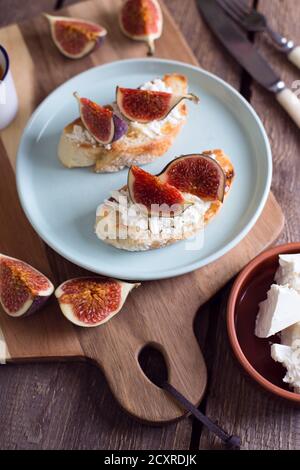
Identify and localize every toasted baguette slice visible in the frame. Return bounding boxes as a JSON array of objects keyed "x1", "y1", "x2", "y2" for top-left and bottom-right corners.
[
  {"x1": 58, "y1": 74, "x2": 189, "y2": 173},
  {"x1": 95, "y1": 149, "x2": 235, "y2": 251}
]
